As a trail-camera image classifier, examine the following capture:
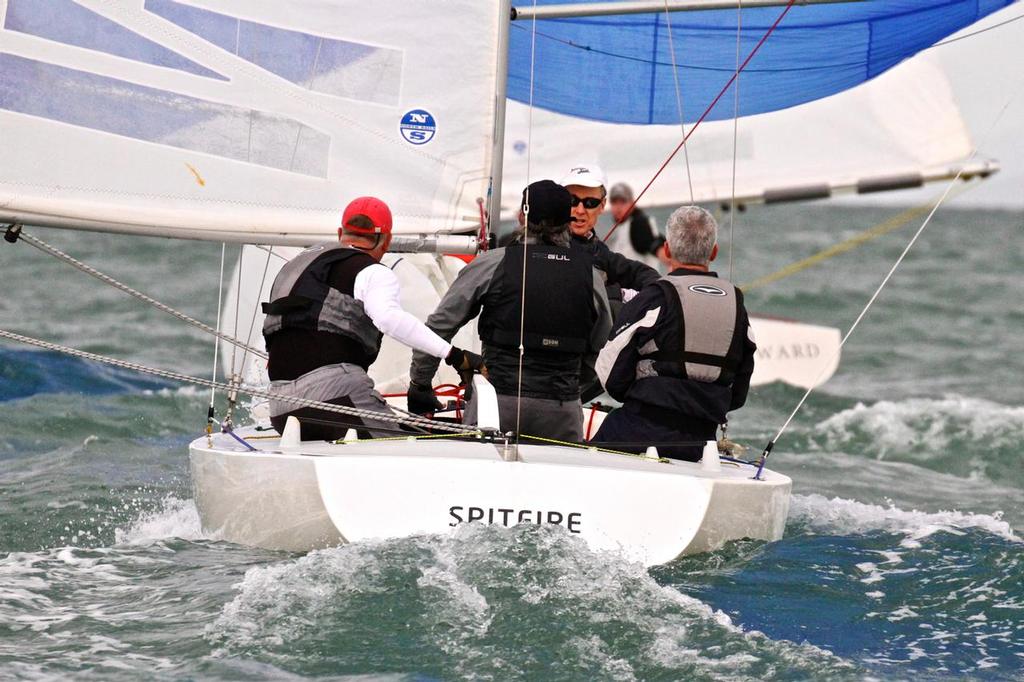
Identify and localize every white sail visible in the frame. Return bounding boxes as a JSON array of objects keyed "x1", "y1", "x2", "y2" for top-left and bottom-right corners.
[
  {"x1": 0, "y1": 1, "x2": 500, "y2": 243},
  {"x1": 500, "y1": 52, "x2": 993, "y2": 214}
]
